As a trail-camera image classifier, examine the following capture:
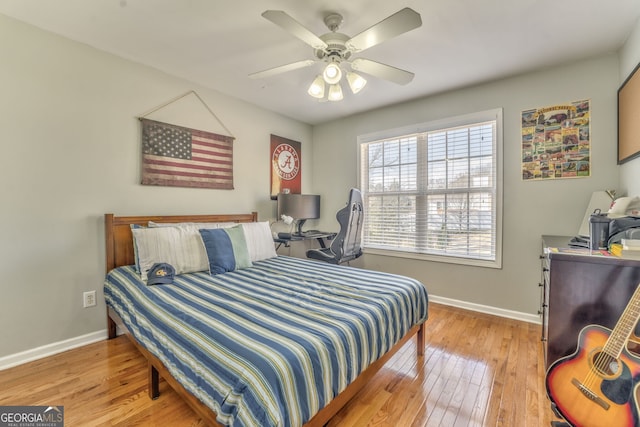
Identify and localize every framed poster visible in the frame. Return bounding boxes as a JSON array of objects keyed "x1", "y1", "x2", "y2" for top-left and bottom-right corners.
[
  {"x1": 270, "y1": 134, "x2": 301, "y2": 199},
  {"x1": 521, "y1": 99, "x2": 590, "y2": 181},
  {"x1": 618, "y1": 62, "x2": 640, "y2": 164}
]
